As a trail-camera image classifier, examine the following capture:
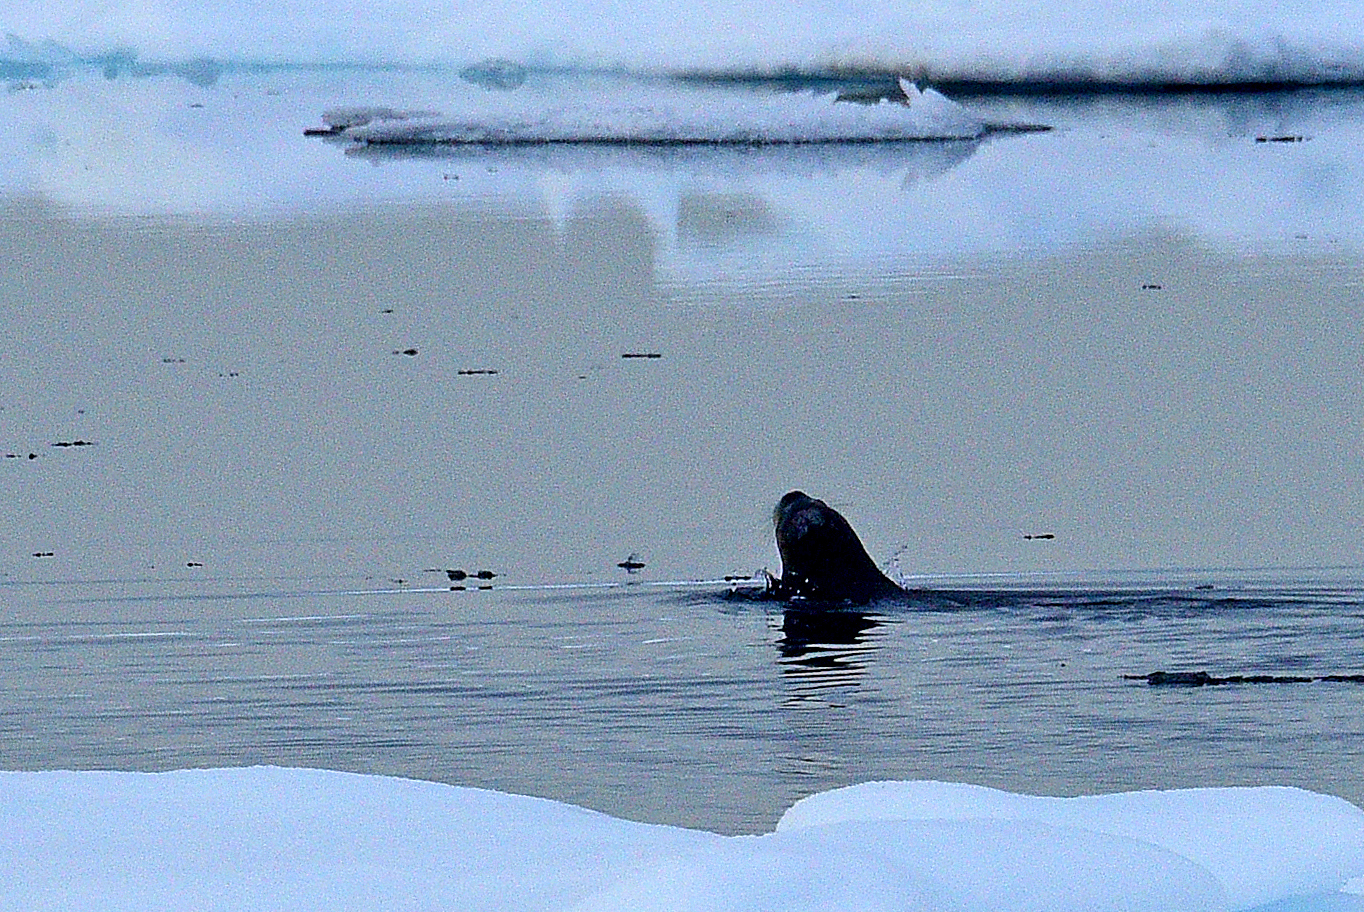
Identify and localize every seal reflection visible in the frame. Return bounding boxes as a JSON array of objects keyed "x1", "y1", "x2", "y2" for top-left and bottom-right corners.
[{"x1": 777, "y1": 605, "x2": 884, "y2": 705}]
